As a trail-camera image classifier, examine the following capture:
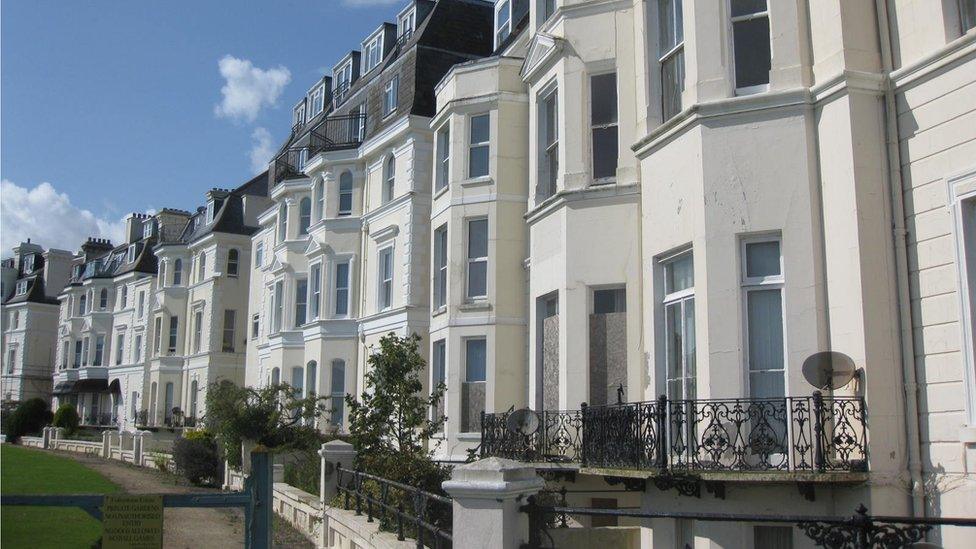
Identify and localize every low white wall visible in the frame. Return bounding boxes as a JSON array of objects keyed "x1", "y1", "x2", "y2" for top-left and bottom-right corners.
[
  {"x1": 273, "y1": 483, "x2": 322, "y2": 545},
  {"x1": 53, "y1": 439, "x2": 102, "y2": 456},
  {"x1": 20, "y1": 436, "x2": 44, "y2": 448},
  {"x1": 323, "y1": 506, "x2": 416, "y2": 549}
]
